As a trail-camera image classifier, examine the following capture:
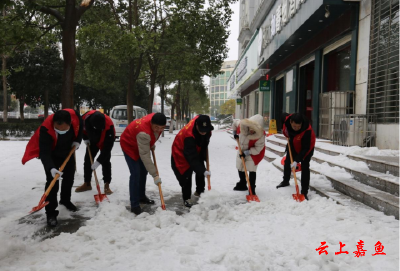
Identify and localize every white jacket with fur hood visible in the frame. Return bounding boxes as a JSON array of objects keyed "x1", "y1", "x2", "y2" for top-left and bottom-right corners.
[{"x1": 232, "y1": 114, "x2": 265, "y2": 172}]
